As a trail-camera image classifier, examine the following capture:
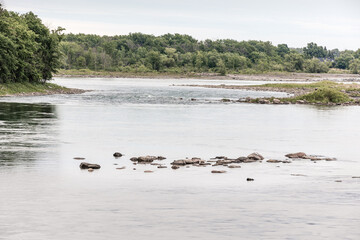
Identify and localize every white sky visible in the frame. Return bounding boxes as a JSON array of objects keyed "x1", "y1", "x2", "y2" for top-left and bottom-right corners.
[{"x1": 3, "y1": 0, "x2": 360, "y2": 50}]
